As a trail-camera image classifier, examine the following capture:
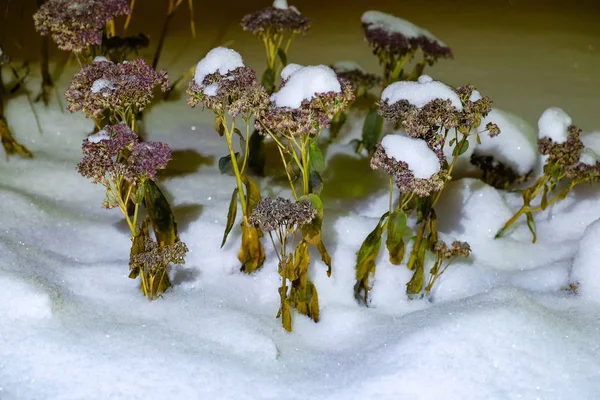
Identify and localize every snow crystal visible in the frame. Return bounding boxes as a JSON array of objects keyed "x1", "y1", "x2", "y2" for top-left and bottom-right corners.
[
  {"x1": 87, "y1": 130, "x2": 109, "y2": 143},
  {"x1": 280, "y1": 63, "x2": 302, "y2": 80},
  {"x1": 361, "y1": 10, "x2": 446, "y2": 46},
  {"x1": 194, "y1": 47, "x2": 244, "y2": 85},
  {"x1": 271, "y1": 65, "x2": 341, "y2": 109},
  {"x1": 381, "y1": 134, "x2": 441, "y2": 179},
  {"x1": 538, "y1": 107, "x2": 572, "y2": 143},
  {"x1": 571, "y1": 218, "x2": 600, "y2": 302},
  {"x1": 381, "y1": 76, "x2": 463, "y2": 110},
  {"x1": 91, "y1": 78, "x2": 115, "y2": 96},
  {"x1": 333, "y1": 60, "x2": 365, "y2": 72},
  {"x1": 476, "y1": 108, "x2": 539, "y2": 175},
  {"x1": 93, "y1": 56, "x2": 110, "y2": 63}
]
